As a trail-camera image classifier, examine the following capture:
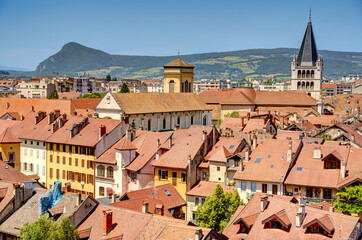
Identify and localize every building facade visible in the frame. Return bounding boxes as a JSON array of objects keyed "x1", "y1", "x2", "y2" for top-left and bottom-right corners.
[{"x1": 163, "y1": 58, "x2": 194, "y2": 93}]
